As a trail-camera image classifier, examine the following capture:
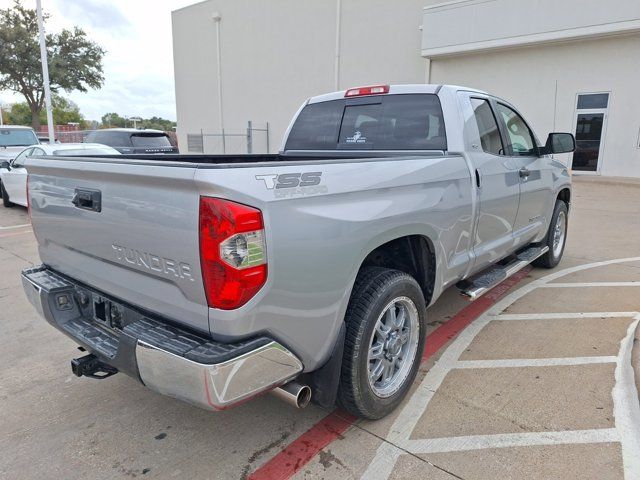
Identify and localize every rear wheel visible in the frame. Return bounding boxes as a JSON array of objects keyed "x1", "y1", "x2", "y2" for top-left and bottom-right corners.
[
  {"x1": 338, "y1": 267, "x2": 426, "y2": 419},
  {"x1": 533, "y1": 200, "x2": 568, "y2": 268},
  {"x1": 1, "y1": 182, "x2": 14, "y2": 208}
]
